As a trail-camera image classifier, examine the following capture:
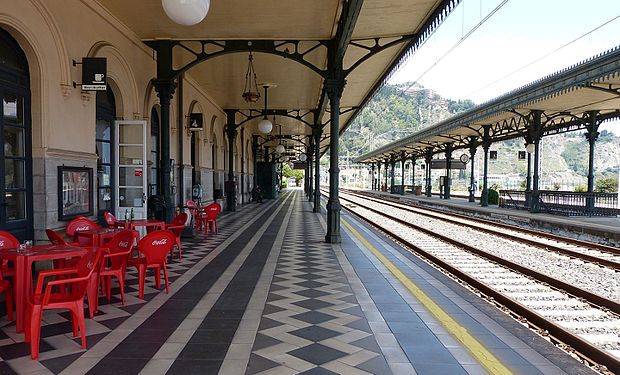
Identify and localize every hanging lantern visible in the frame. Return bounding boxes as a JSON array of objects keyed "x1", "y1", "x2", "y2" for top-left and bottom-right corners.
[
  {"x1": 162, "y1": 0, "x2": 210, "y2": 26},
  {"x1": 299, "y1": 153, "x2": 307, "y2": 162},
  {"x1": 242, "y1": 52, "x2": 260, "y2": 103}
]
